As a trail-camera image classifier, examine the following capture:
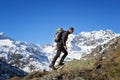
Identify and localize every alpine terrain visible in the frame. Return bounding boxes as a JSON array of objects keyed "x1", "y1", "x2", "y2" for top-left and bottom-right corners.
[{"x1": 0, "y1": 30, "x2": 119, "y2": 80}]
